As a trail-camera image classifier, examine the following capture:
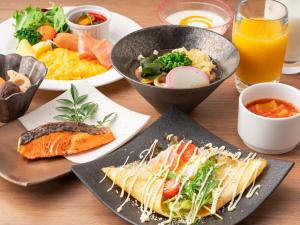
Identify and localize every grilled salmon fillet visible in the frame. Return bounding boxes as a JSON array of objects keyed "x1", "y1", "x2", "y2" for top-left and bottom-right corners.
[{"x1": 17, "y1": 122, "x2": 115, "y2": 159}]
